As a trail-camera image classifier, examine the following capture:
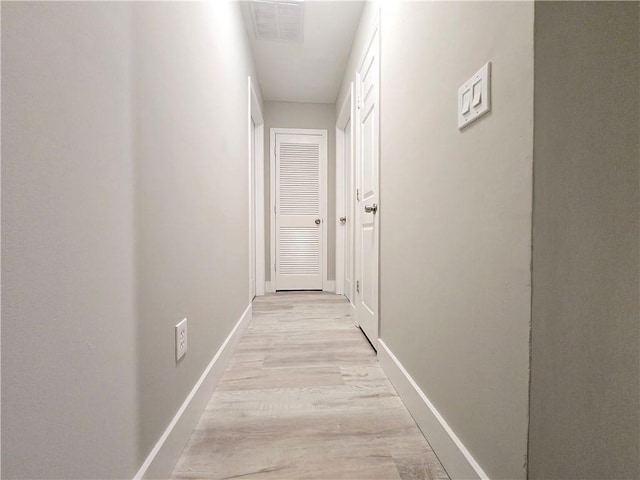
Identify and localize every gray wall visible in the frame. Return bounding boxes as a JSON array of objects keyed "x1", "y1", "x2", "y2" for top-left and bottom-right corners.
[
  {"x1": 529, "y1": 3, "x2": 640, "y2": 479},
  {"x1": 2, "y1": 2, "x2": 260, "y2": 477},
  {"x1": 335, "y1": 2, "x2": 377, "y2": 120},
  {"x1": 2, "y1": 4, "x2": 138, "y2": 477},
  {"x1": 337, "y1": 2, "x2": 535, "y2": 478},
  {"x1": 132, "y1": 1, "x2": 260, "y2": 462},
  {"x1": 379, "y1": 4, "x2": 534, "y2": 478},
  {"x1": 263, "y1": 101, "x2": 336, "y2": 283}
]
